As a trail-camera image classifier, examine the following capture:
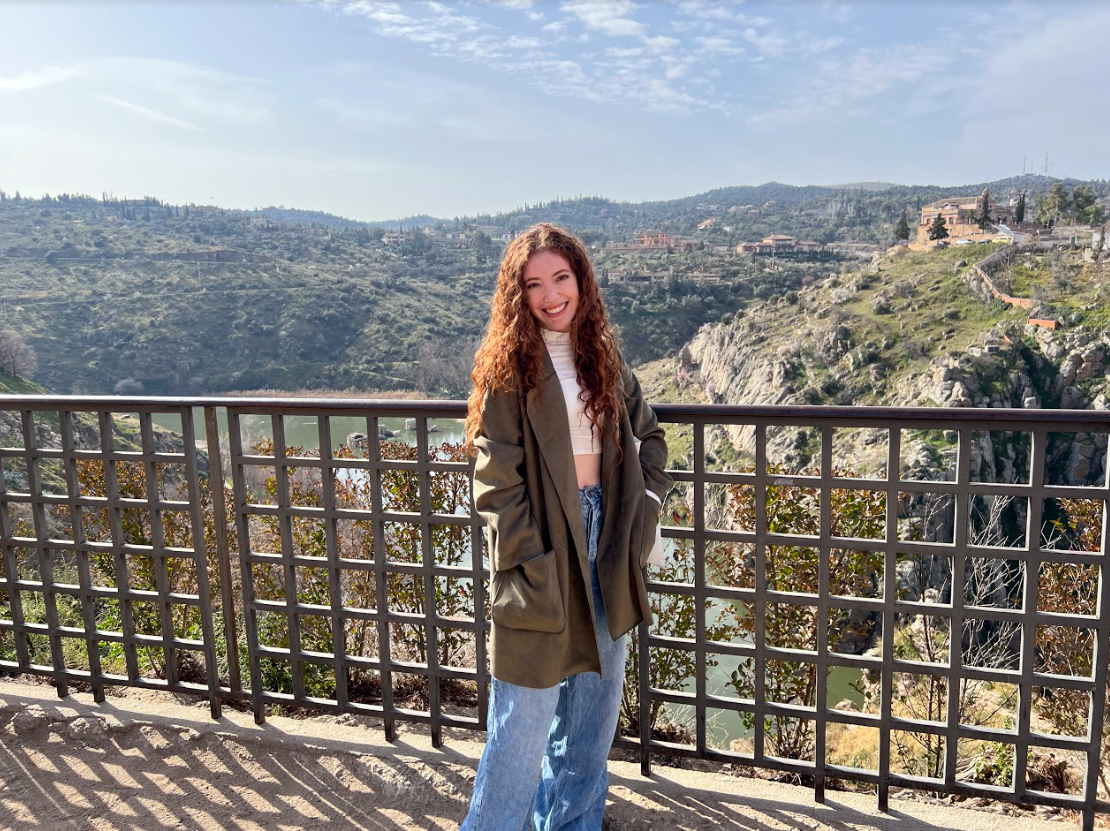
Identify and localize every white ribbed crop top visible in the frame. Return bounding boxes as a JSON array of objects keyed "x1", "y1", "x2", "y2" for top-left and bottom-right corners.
[{"x1": 541, "y1": 328, "x2": 602, "y2": 455}]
